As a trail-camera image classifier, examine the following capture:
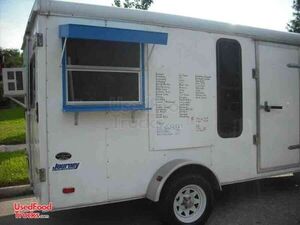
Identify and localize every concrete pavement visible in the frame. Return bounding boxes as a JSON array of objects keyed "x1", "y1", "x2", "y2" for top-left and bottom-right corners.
[
  {"x1": 0, "y1": 144, "x2": 26, "y2": 152},
  {"x1": 0, "y1": 185, "x2": 32, "y2": 199}
]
